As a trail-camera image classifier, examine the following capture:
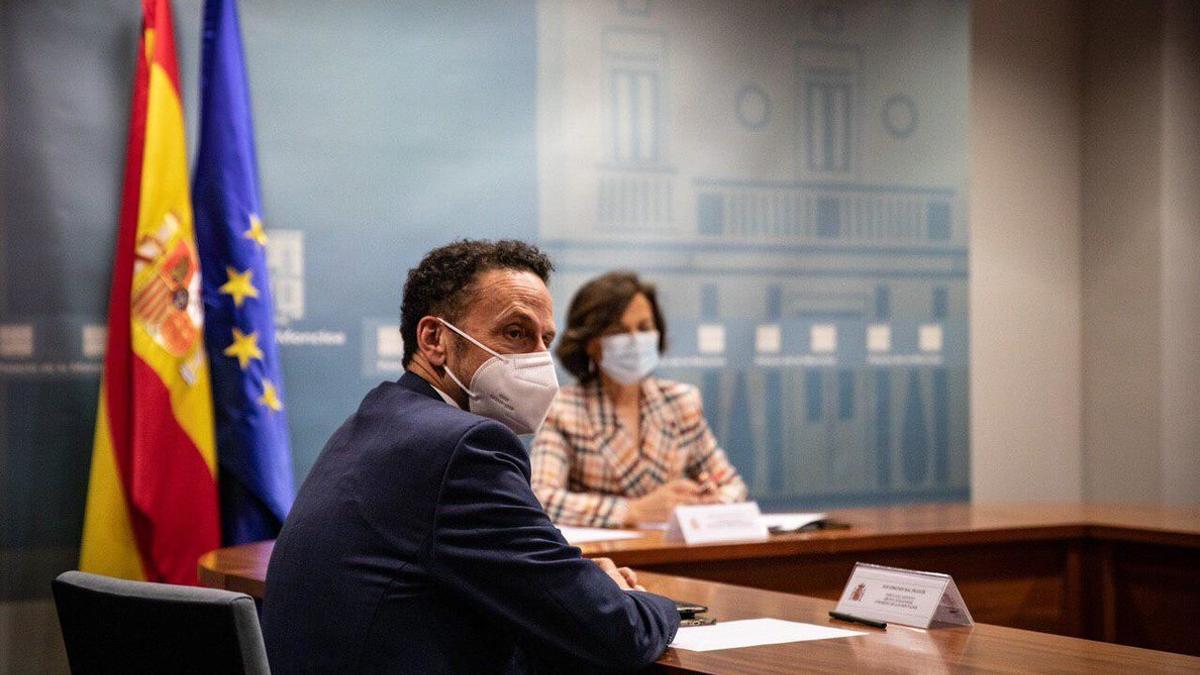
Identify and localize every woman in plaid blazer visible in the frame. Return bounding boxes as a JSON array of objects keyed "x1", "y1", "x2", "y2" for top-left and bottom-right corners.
[{"x1": 530, "y1": 271, "x2": 748, "y2": 528}]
